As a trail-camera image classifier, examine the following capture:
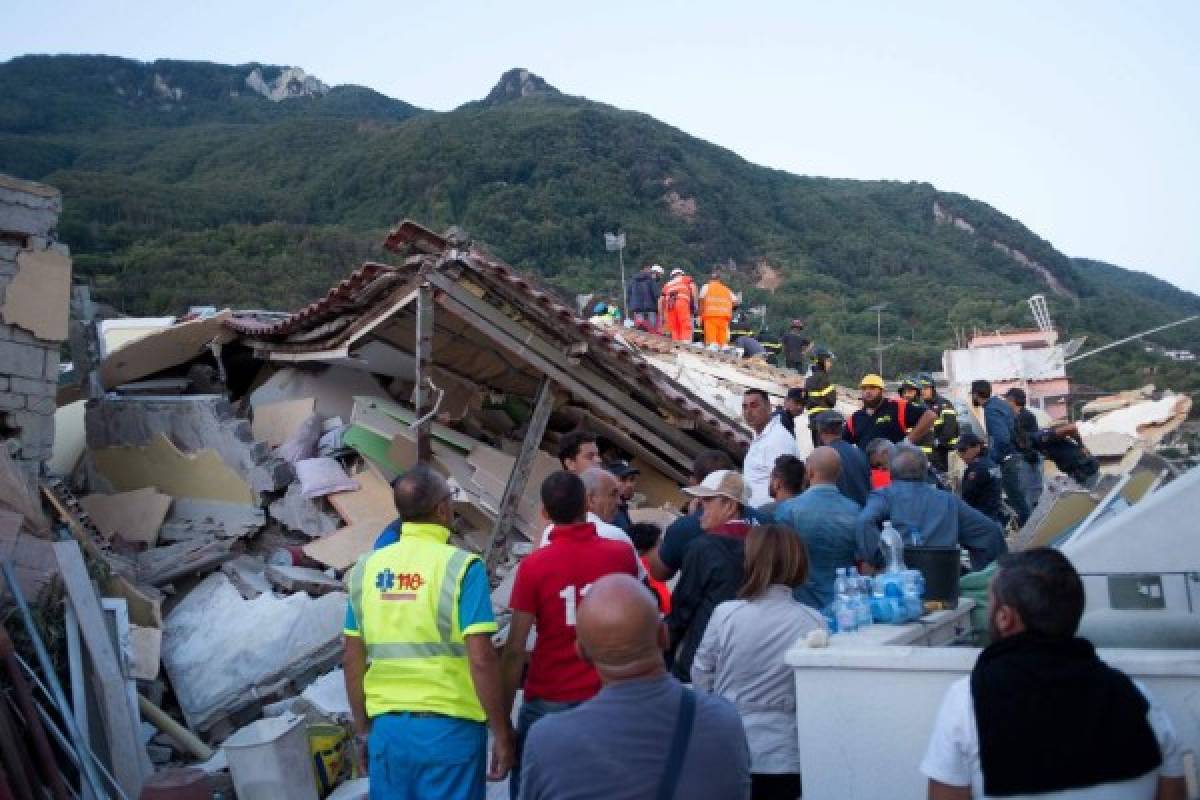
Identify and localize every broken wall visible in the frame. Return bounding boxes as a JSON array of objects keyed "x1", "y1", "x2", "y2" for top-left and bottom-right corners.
[
  {"x1": 0, "y1": 174, "x2": 69, "y2": 488},
  {"x1": 85, "y1": 395, "x2": 292, "y2": 502}
]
